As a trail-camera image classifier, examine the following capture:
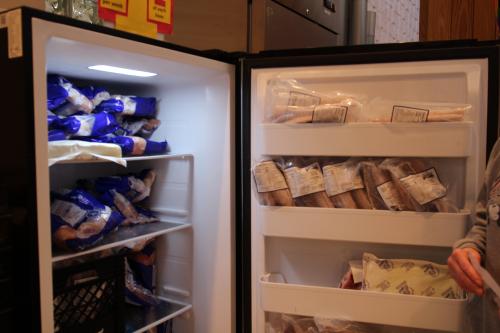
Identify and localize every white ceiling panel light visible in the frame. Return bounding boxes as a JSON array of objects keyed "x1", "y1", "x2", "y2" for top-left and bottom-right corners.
[{"x1": 88, "y1": 65, "x2": 158, "y2": 77}]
